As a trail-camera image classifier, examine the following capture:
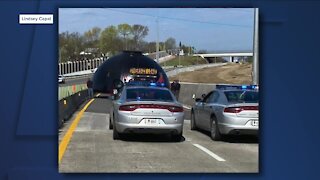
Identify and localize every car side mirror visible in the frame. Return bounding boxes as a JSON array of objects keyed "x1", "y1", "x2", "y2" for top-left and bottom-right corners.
[
  {"x1": 195, "y1": 98, "x2": 202, "y2": 102},
  {"x1": 201, "y1": 94, "x2": 206, "y2": 98}
]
